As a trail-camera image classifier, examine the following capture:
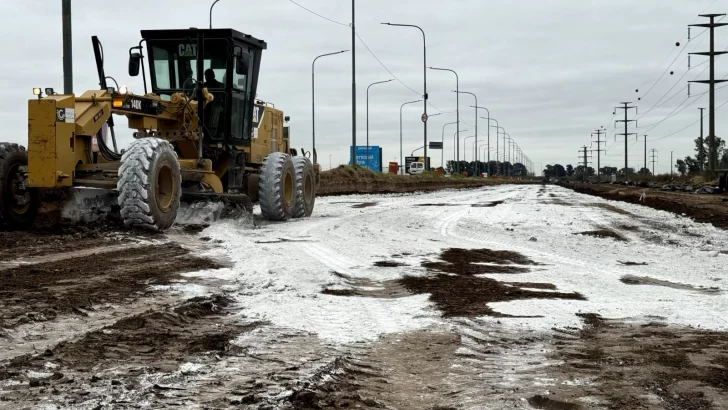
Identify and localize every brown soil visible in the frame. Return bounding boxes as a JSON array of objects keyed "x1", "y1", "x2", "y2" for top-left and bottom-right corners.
[
  {"x1": 398, "y1": 273, "x2": 585, "y2": 318},
  {"x1": 317, "y1": 166, "x2": 536, "y2": 196},
  {"x1": 422, "y1": 247, "x2": 543, "y2": 275},
  {"x1": 620, "y1": 274, "x2": 720, "y2": 294},
  {"x1": 562, "y1": 183, "x2": 728, "y2": 229},
  {"x1": 1, "y1": 296, "x2": 259, "y2": 404},
  {"x1": 373, "y1": 260, "x2": 407, "y2": 267},
  {"x1": 574, "y1": 229, "x2": 627, "y2": 242},
  {"x1": 286, "y1": 331, "x2": 462, "y2": 410},
  {"x1": 0, "y1": 243, "x2": 224, "y2": 328},
  {"x1": 545, "y1": 314, "x2": 728, "y2": 410}
]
